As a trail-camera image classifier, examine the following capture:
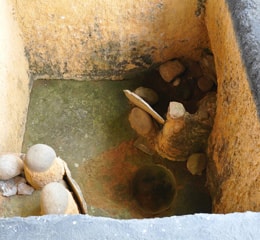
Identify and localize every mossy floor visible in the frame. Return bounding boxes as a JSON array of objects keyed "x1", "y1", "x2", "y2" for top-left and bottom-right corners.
[{"x1": 0, "y1": 78, "x2": 211, "y2": 218}]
